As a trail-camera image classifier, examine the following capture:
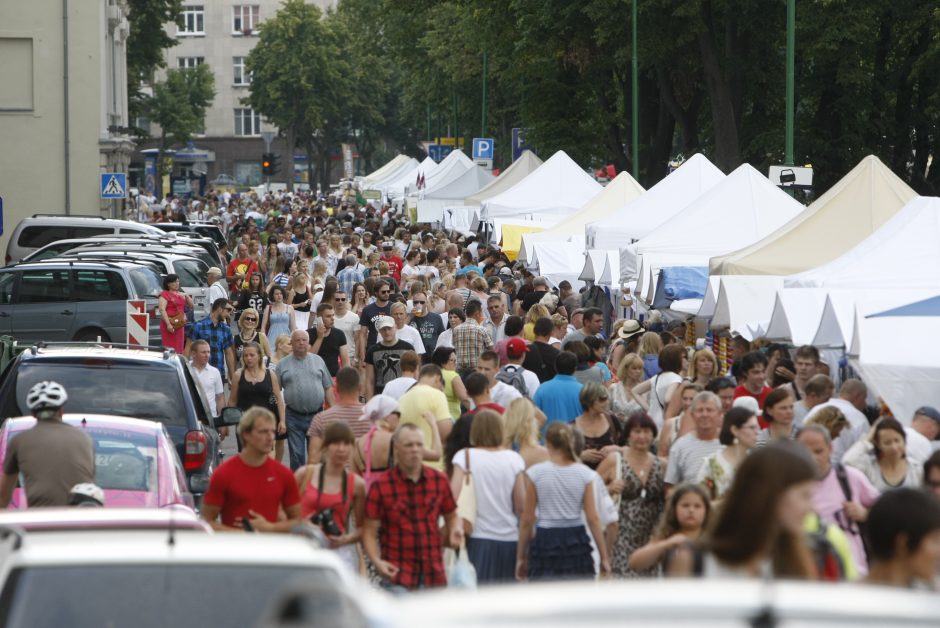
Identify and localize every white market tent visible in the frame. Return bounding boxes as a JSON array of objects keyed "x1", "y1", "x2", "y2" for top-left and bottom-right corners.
[
  {"x1": 578, "y1": 250, "x2": 611, "y2": 282},
  {"x1": 709, "y1": 276, "x2": 784, "y2": 340},
  {"x1": 710, "y1": 155, "x2": 917, "y2": 276},
  {"x1": 404, "y1": 150, "x2": 472, "y2": 199},
  {"x1": 785, "y1": 196, "x2": 940, "y2": 291},
  {"x1": 586, "y1": 153, "x2": 725, "y2": 252},
  {"x1": 763, "y1": 288, "x2": 830, "y2": 346},
  {"x1": 626, "y1": 163, "x2": 805, "y2": 298},
  {"x1": 415, "y1": 165, "x2": 495, "y2": 223},
  {"x1": 530, "y1": 242, "x2": 585, "y2": 290},
  {"x1": 519, "y1": 171, "x2": 645, "y2": 264},
  {"x1": 811, "y1": 288, "x2": 937, "y2": 348},
  {"x1": 465, "y1": 150, "x2": 543, "y2": 207},
  {"x1": 597, "y1": 251, "x2": 621, "y2": 287},
  {"x1": 481, "y1": 151, "x2": 601, "y2": 221},
  {"x1": 385, "y1": 156, "x2": 437, "y2": 200},
  {"x1": 364, "y1": 157, "x2": 419, "y2": 191},
  {"x1": 358, "y1": 154, "x2": 413, "y2": 185}
]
